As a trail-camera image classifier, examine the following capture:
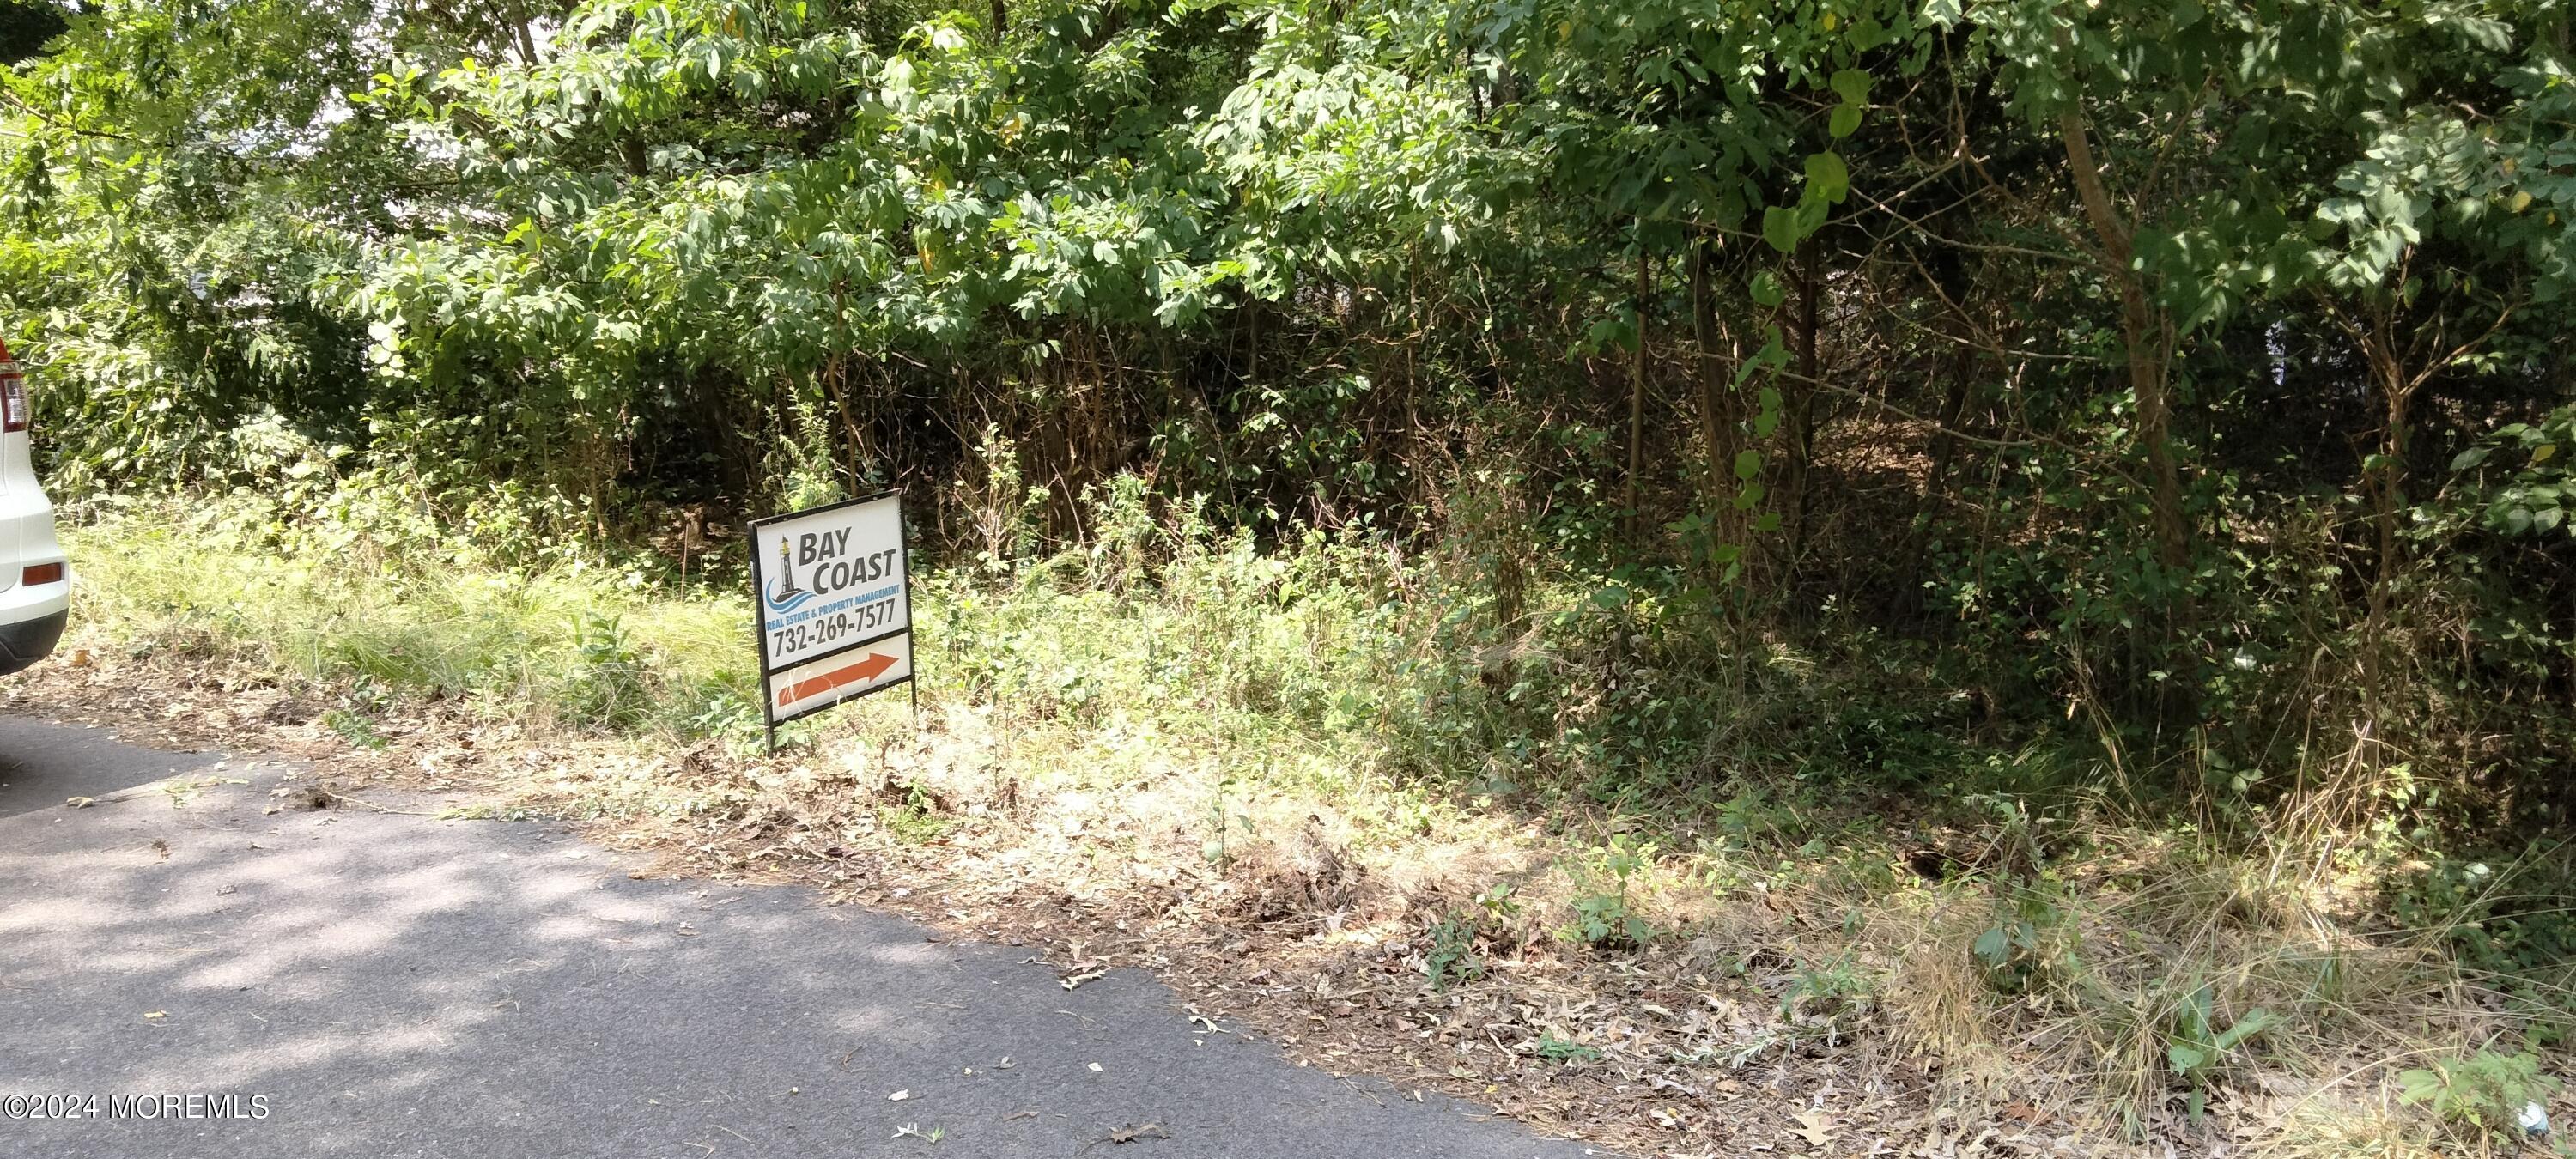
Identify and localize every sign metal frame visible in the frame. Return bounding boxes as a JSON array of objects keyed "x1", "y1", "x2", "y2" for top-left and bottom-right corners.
[{"x1": 746, "y1": 488, "x2": 917, "y2": 749}]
